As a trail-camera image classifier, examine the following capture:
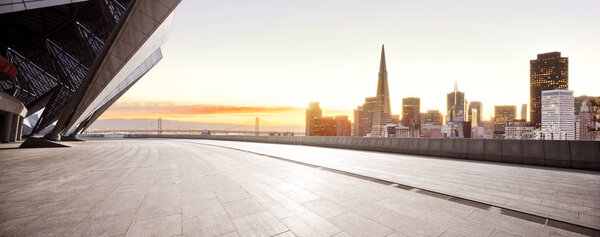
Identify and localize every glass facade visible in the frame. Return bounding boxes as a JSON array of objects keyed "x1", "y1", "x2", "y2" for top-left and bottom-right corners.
[
  {"x1": 530, "y1": 52, "x2": 568, "y2": 128},
  {"x1": 541, "y1": 90, "x2": 575, "y2": 140},
  {"x1": 1, "y1": 0, "x2": 181, "y2": 137},
  {"x1": 494, "y1": 105, "x2": 517, "y2": 139},
  {"x1": 65, "y1": 12, "x2": 174, "y2": 135}
]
